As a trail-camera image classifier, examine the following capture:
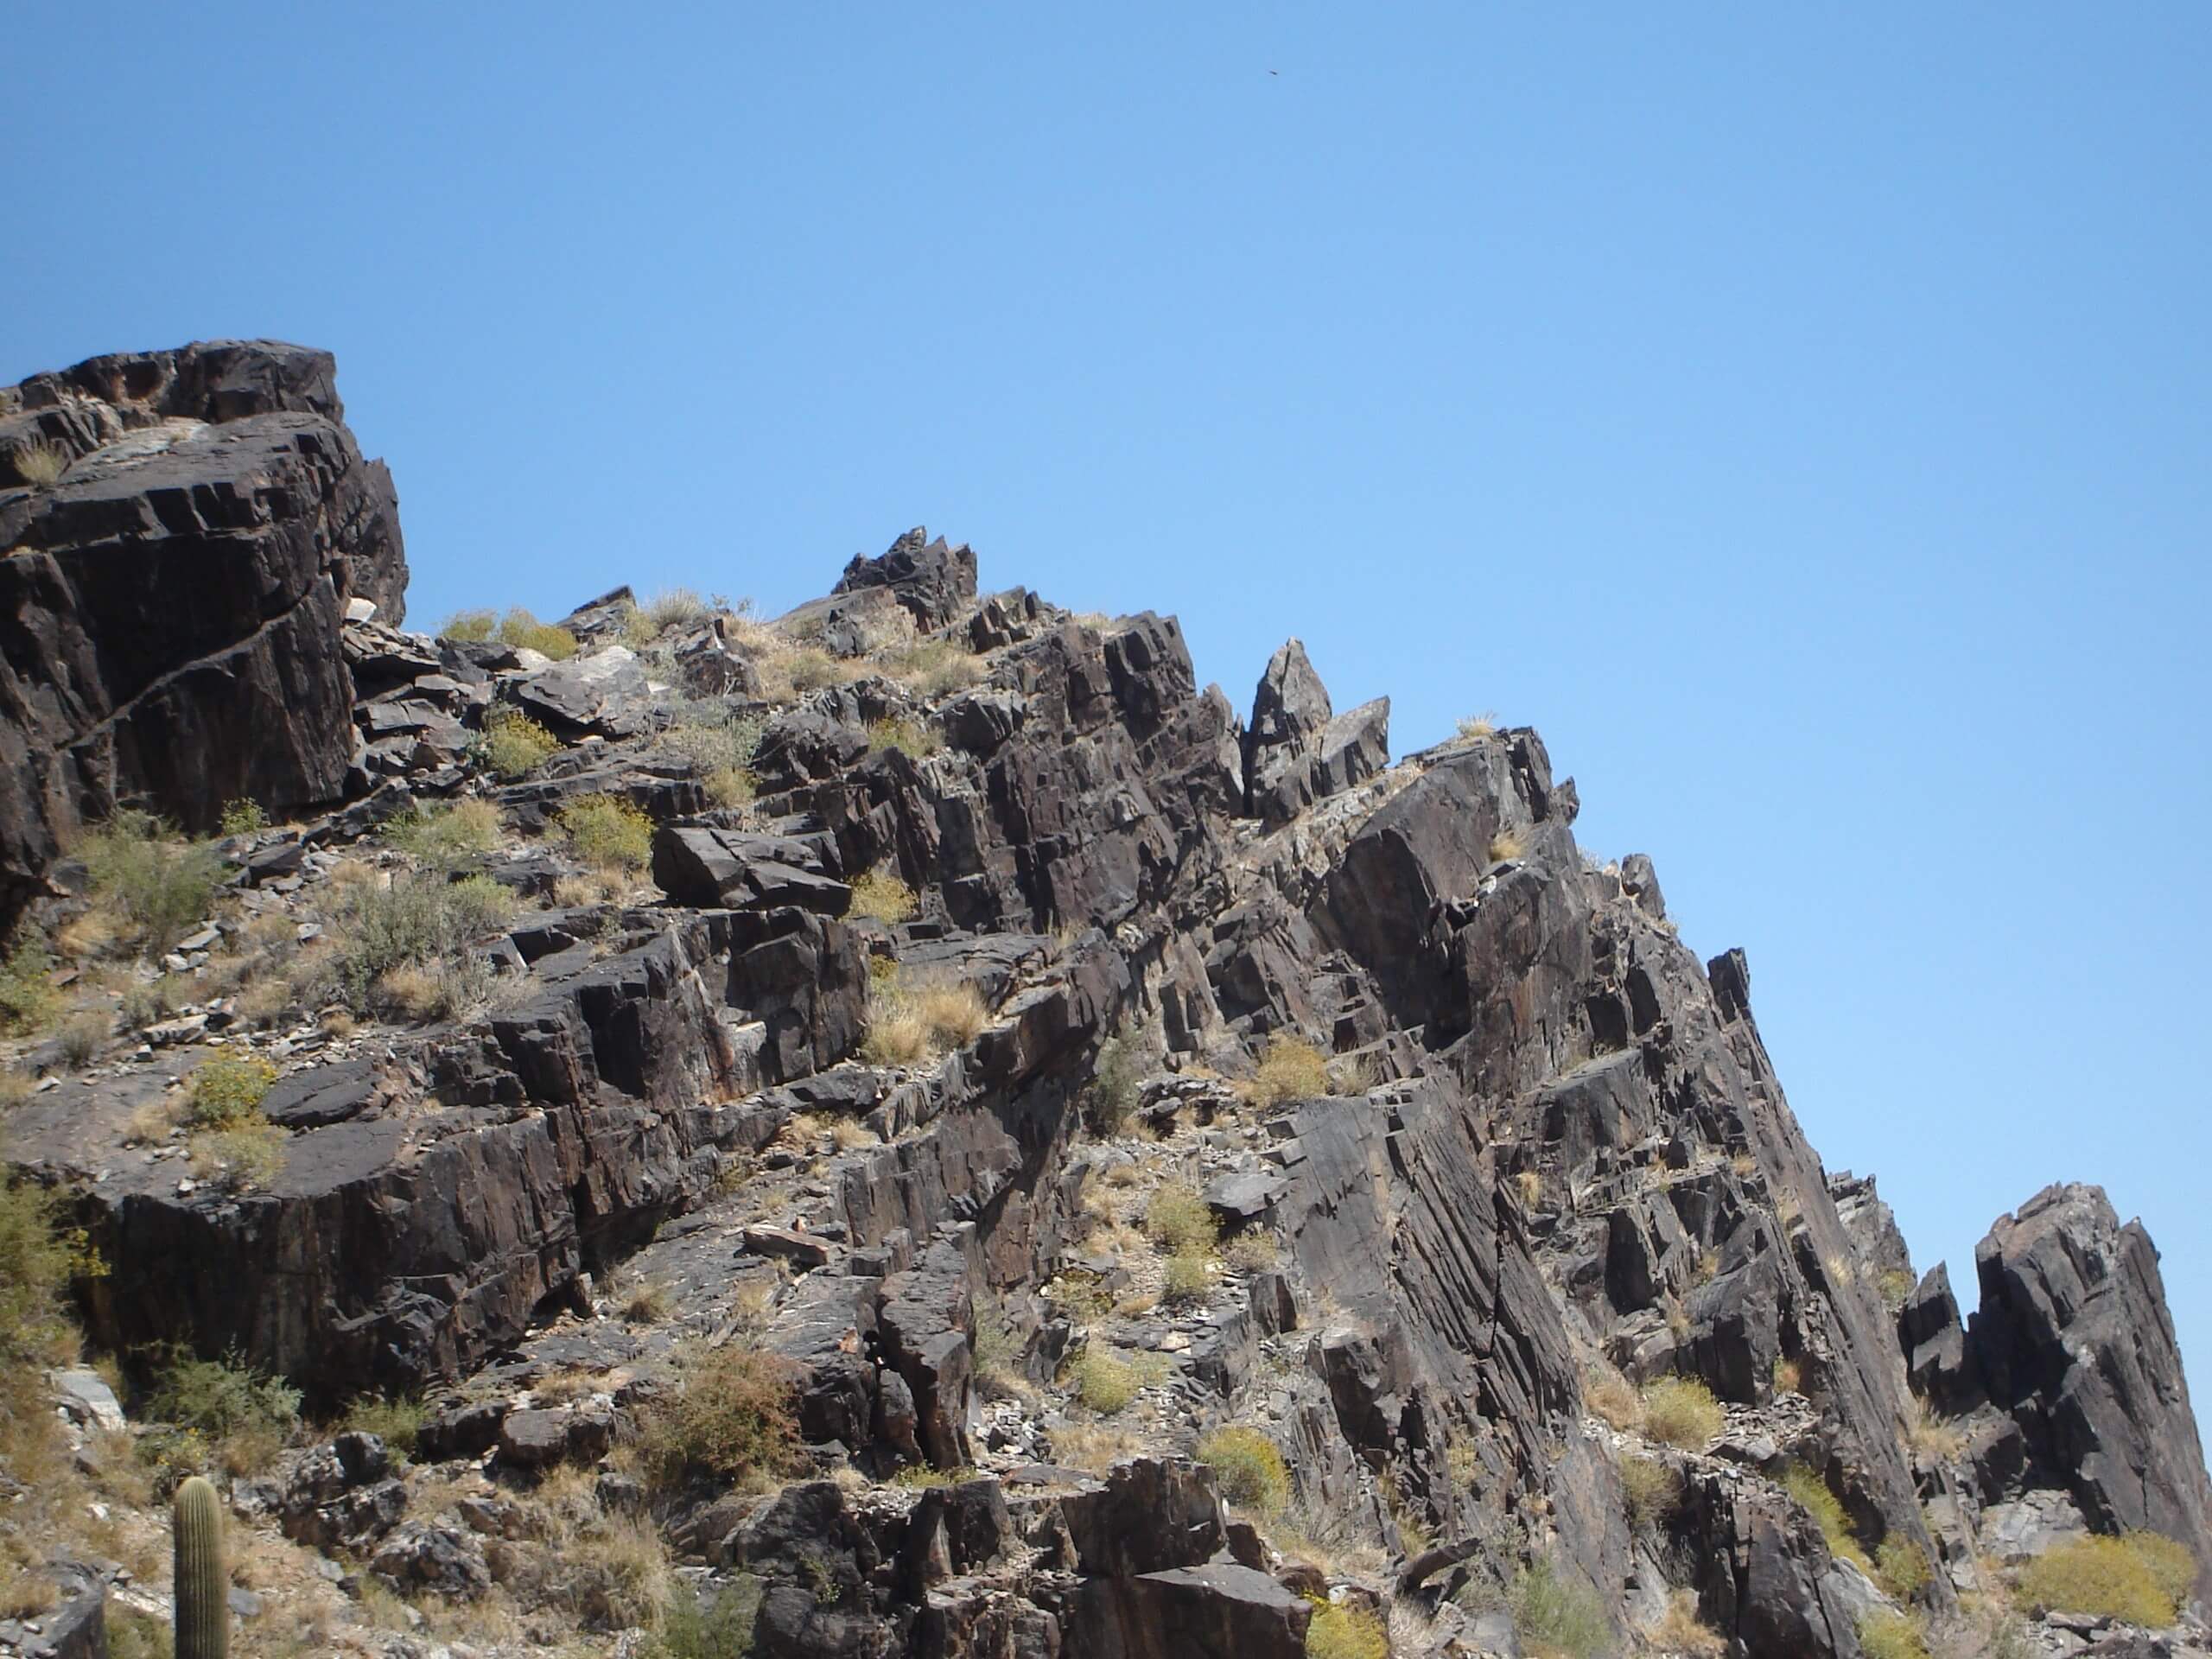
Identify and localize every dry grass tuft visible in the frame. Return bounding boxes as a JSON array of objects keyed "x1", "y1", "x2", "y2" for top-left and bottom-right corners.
[
  {"x1": 849, "y1": 867, "x2": 919, "y2": 925},
  {"x1": 1651, "y1": 1590, "x2": 1727, "y2": 1655},
  {"x1": 2012, "y1": 1532, "x2": 2195, "y2": 1628},
  {"x1": 10, "y1": 439, "x2": 69, "y2": 489},
  {"x1": 1583, "y1": 1360, "x2": 1644, "y2": 1431},
  {"x1": 1642, "y1": 1376, "x2": 1724, "y2": 1448},
  {"x1": 1239, "y1": 1033, "x2": 1330, "y2": 1106},
  {"x1": 1488, "y1": 825, "x2": 1529, "y2": 862},
  {"x1": 912, "y1": 979, "x2": 990, "y2": 1047}
]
